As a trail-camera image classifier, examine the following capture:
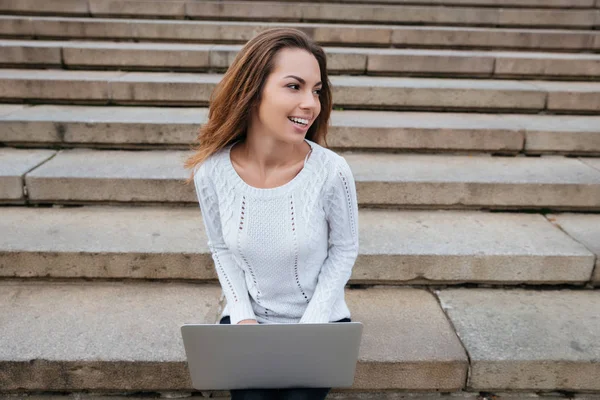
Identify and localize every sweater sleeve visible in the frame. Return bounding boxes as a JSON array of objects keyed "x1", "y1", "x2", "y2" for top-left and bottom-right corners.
[
  {"x1": 299, "y1": 156, "x2": 359, "y2": 324},
  {"x1": 193, "y1": 162, "x2": 256, "y2": 325}
]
